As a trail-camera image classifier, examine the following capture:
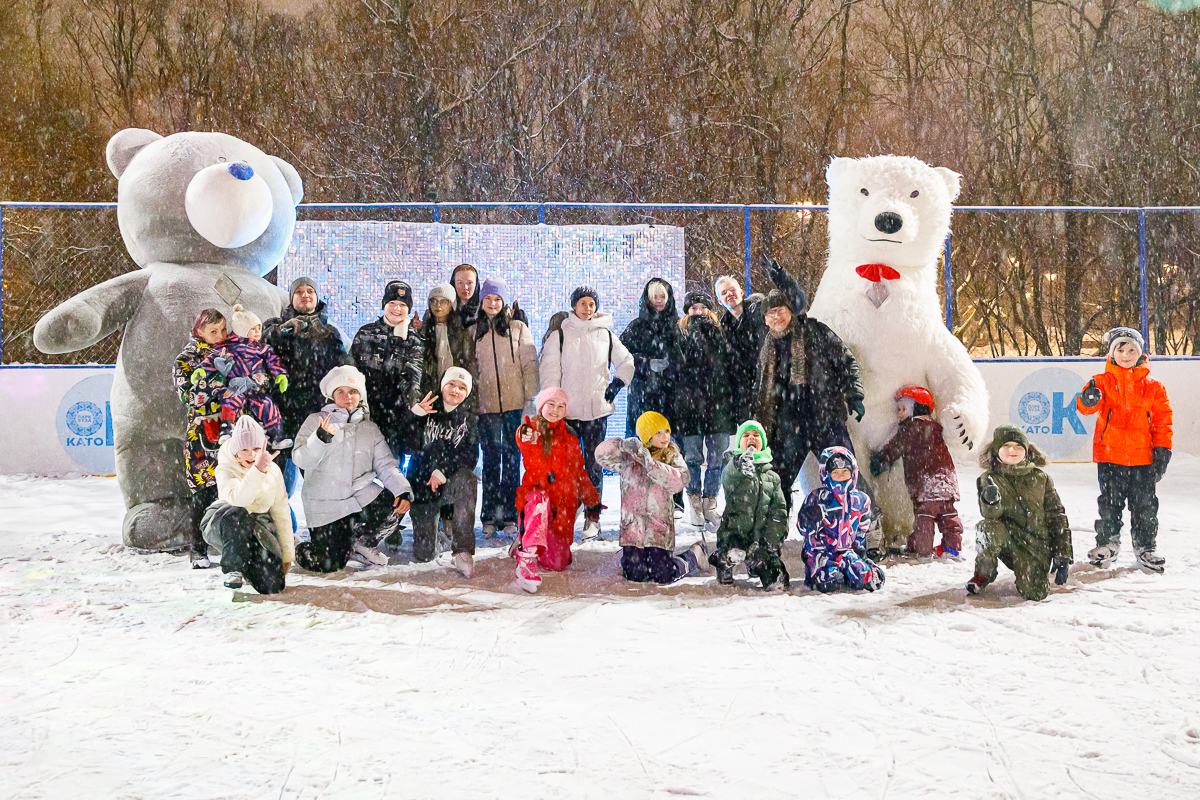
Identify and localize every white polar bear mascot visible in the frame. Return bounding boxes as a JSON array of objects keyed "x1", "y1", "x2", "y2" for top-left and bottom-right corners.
[
  {"x1": 808, "y1": 155, "x2": 989, "y2": 549},
  {"x1": 34, "y1": 129, "x2": 303, "y2": 552}
]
